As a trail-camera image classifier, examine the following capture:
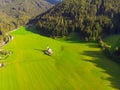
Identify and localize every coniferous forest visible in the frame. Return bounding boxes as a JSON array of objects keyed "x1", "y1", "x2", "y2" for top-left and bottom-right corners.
[{"x1": 30, "y1": 0, "x2": 120, "y2": 41}]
